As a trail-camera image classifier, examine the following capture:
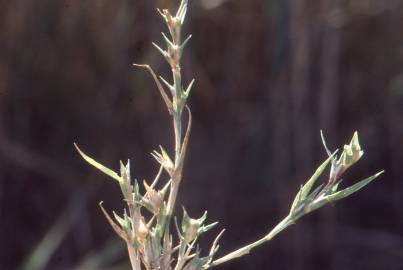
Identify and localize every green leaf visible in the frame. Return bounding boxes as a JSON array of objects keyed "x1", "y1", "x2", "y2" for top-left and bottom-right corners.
[
  {"x1": 306, "y1": 183, "x2": 324, "y2": 202},
  {"x1": 330, "y1": 180, "x2": 342, "y2": 194},
  {"x1": 320, "y1": 130, "x2": 333, "y2": 157},
  {"x1": 119, "y1": 160, "x2": 133, "y2": 200},
  {"x1": 74, "y1": 143, "x2": 121, "y2": 183},
  {"x1": 183, "y1": 78, "x2": 195, "y2": 99},
  {"x1": 181, "y1": 208, "x2": 191, "y2": 233},
  {"x1": 350, "y1": 131, "x2": 362, "y2": 154},
  {"x1": 176, "y1": 0, "x2": 188, "y2": 24},
  {"x1": 199, "y1": 221, "x2": 218, "y2": 234},
  {"x1": 113, "y1": 210, "x2": 131, "y2": 233},
  {"x1": 132, "y1": 179, "x2": 141, "y2": 201},
  {"x1": 290, "y1": 185, "x2": 303, "y2": 214},
  {"x1": 325, "y1": 171, "x2": 383, "y2": 202},
  {"x1": 132, "y1": 63, "x2": 173, "y2": 114},
  {"x1": 290, "y1": 152, "x2": 336, "y2": 212},
  {"x1": 179, "y1": 35, "x2": 193, "y2": 55},
  {"x1": 181, "y1": 209, "x2": 209, "y2": 243},
  {"x1": 301, "y1": 151, "x2": 337, "y2": 200}
]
